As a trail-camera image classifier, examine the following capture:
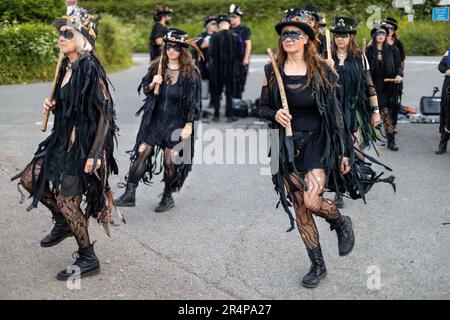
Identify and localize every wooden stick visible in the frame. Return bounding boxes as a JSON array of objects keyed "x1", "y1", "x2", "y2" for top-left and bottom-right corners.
[
  {"x1": 267, "y1": 48, "x2": 292, "y2": 137},
  {"x1": 154, "y1": 54, "x2": 163, "y2": 96},
  {"x1": 41, "y1": 52, "x2": 63, "y2": 132},
  {"x1": 325, "y1": 29, "x2": 332, "y2": 61},
  {"x1": 361, "y1": 38, "x2": 368, "y2": 70}
]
